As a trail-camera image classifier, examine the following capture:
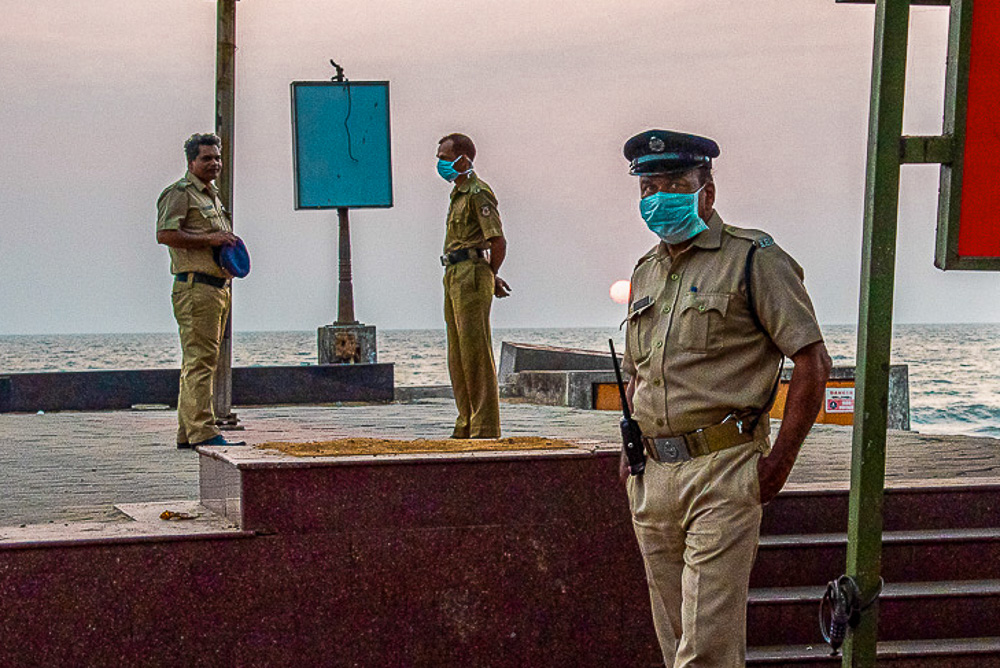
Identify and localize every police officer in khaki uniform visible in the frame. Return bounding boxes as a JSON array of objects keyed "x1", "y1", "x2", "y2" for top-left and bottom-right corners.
[
  {"x1": 620, "y1": 130, "x2": 832, "y2": 666},
  {"x1": 436, "y1": 133, "x2": 511, "y2": 439},
  {"x1": 156, "y1": 133, "x2": 245, "y2": 449}
]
